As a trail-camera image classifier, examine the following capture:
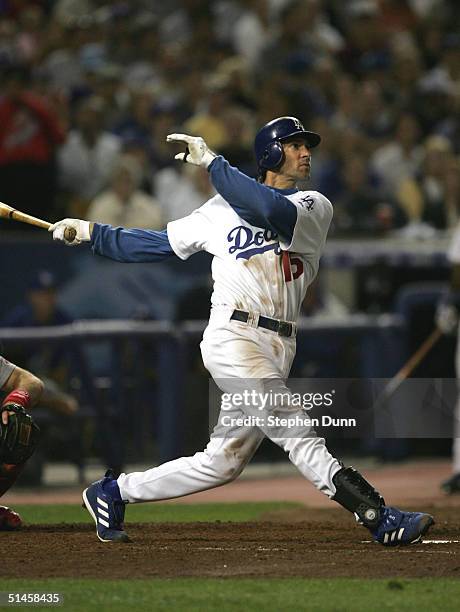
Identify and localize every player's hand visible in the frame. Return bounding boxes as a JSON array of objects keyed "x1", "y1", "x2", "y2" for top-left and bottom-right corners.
[
  {"x1": 435, "y1": 302, "x2": 458, "y2": 335},
  {"x1": 166, "y1": 133, "x2": 217, "y2": 169},
  {"x1": 48, "y1": 218, "x2": 92, "y2": 246},
  {"x1": 1, "y1": 405, "x2": 14, "y2": 425}
]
